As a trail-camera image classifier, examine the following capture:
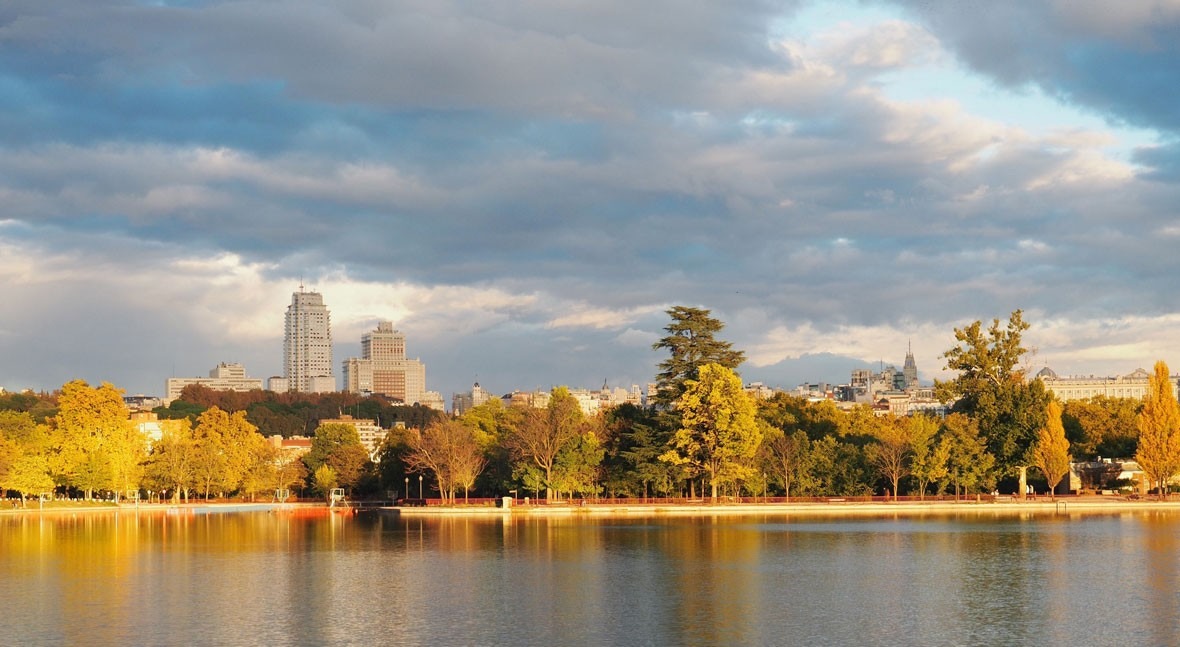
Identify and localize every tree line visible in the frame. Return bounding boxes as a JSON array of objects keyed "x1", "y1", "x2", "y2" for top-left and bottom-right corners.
[{"x1": 4, "y1": 307, "x2": 1180, "y2": 504}]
